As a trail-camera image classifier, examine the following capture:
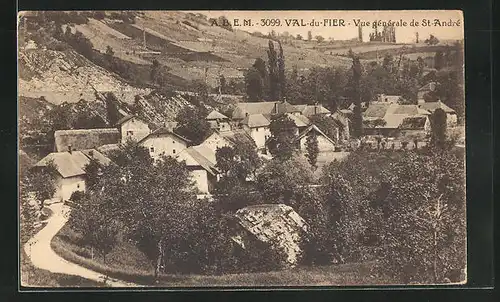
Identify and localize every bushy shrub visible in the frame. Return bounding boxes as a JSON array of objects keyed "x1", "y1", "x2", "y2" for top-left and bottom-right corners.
[{"x1": 69, "y1": 190, "x2": 85, "y2": 202}]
